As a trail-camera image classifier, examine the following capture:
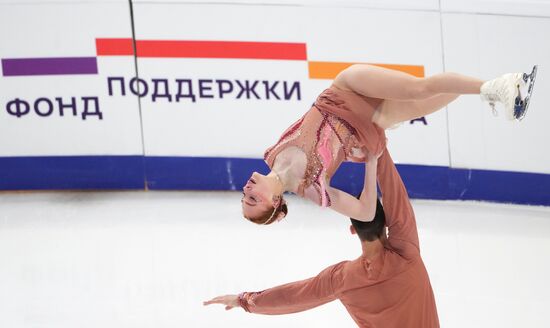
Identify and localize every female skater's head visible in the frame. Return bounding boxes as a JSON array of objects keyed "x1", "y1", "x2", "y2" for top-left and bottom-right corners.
[
  {"x1": 350, "y1": 197, "x2": 386, "y2": 241},
  {"x1": 242, "y1": 172, "x2": 288, "y2": 225}
]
